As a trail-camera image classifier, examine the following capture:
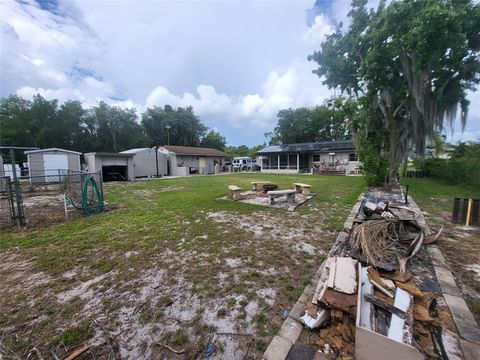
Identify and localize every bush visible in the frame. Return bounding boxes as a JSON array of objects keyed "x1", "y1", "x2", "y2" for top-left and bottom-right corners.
[
  {"x1": 358, "y1": 143, "x2": 389, "y2": 186},
  {"x1": 416, "y1": 142, "x2": 480, "y2": 187}
]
